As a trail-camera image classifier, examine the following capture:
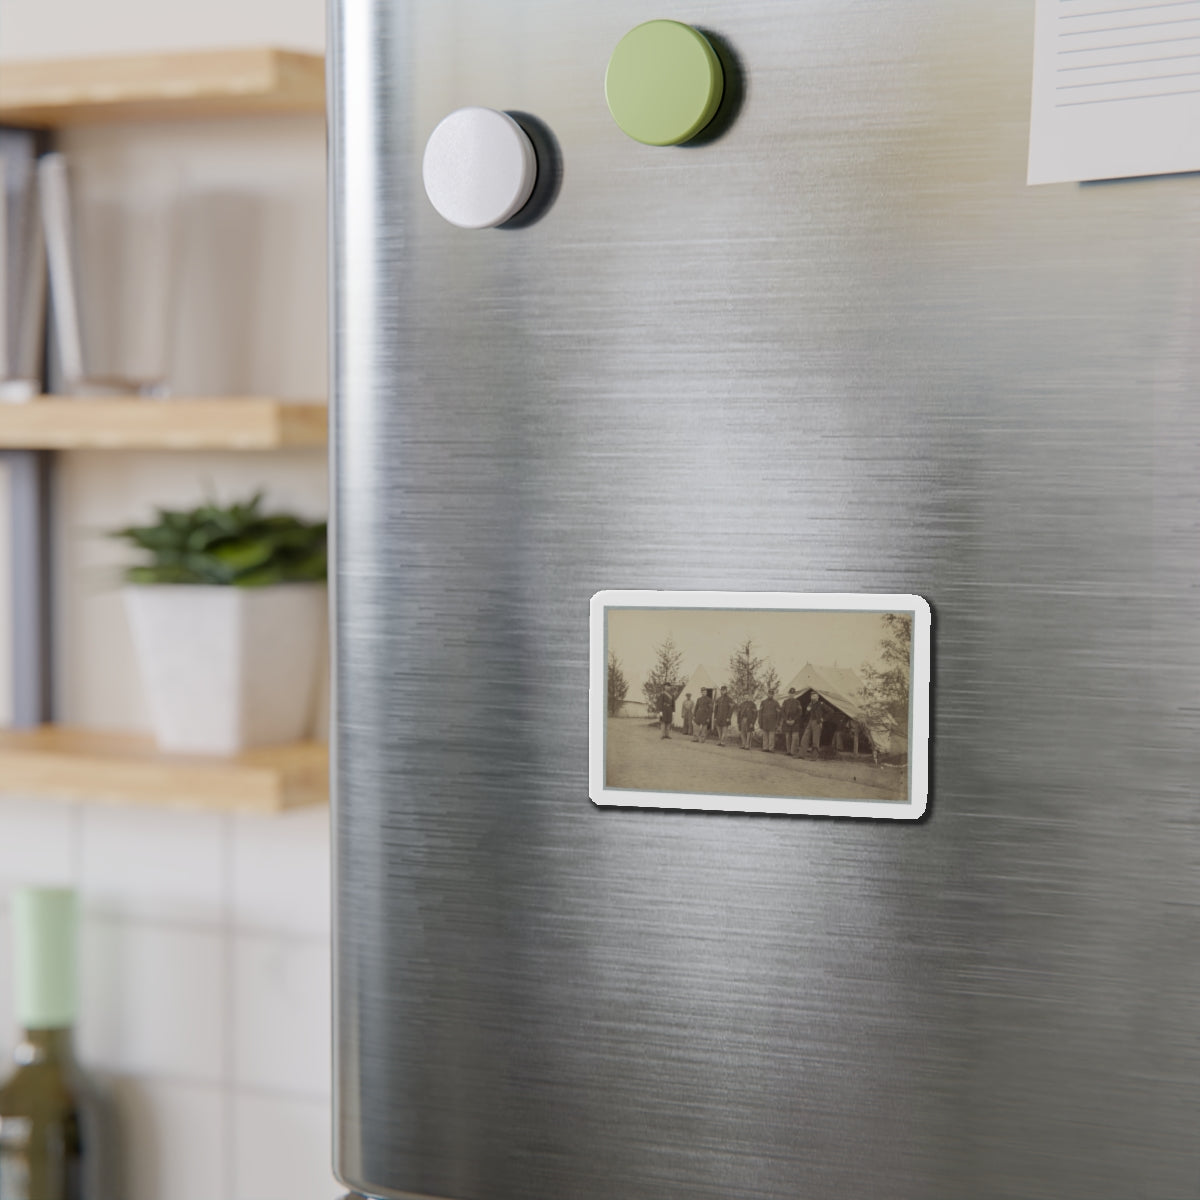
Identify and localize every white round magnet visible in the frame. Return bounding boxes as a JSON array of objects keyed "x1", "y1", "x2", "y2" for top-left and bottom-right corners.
[{"x1": 422, "y1": 107, "x2": 538, "y2": 230}]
